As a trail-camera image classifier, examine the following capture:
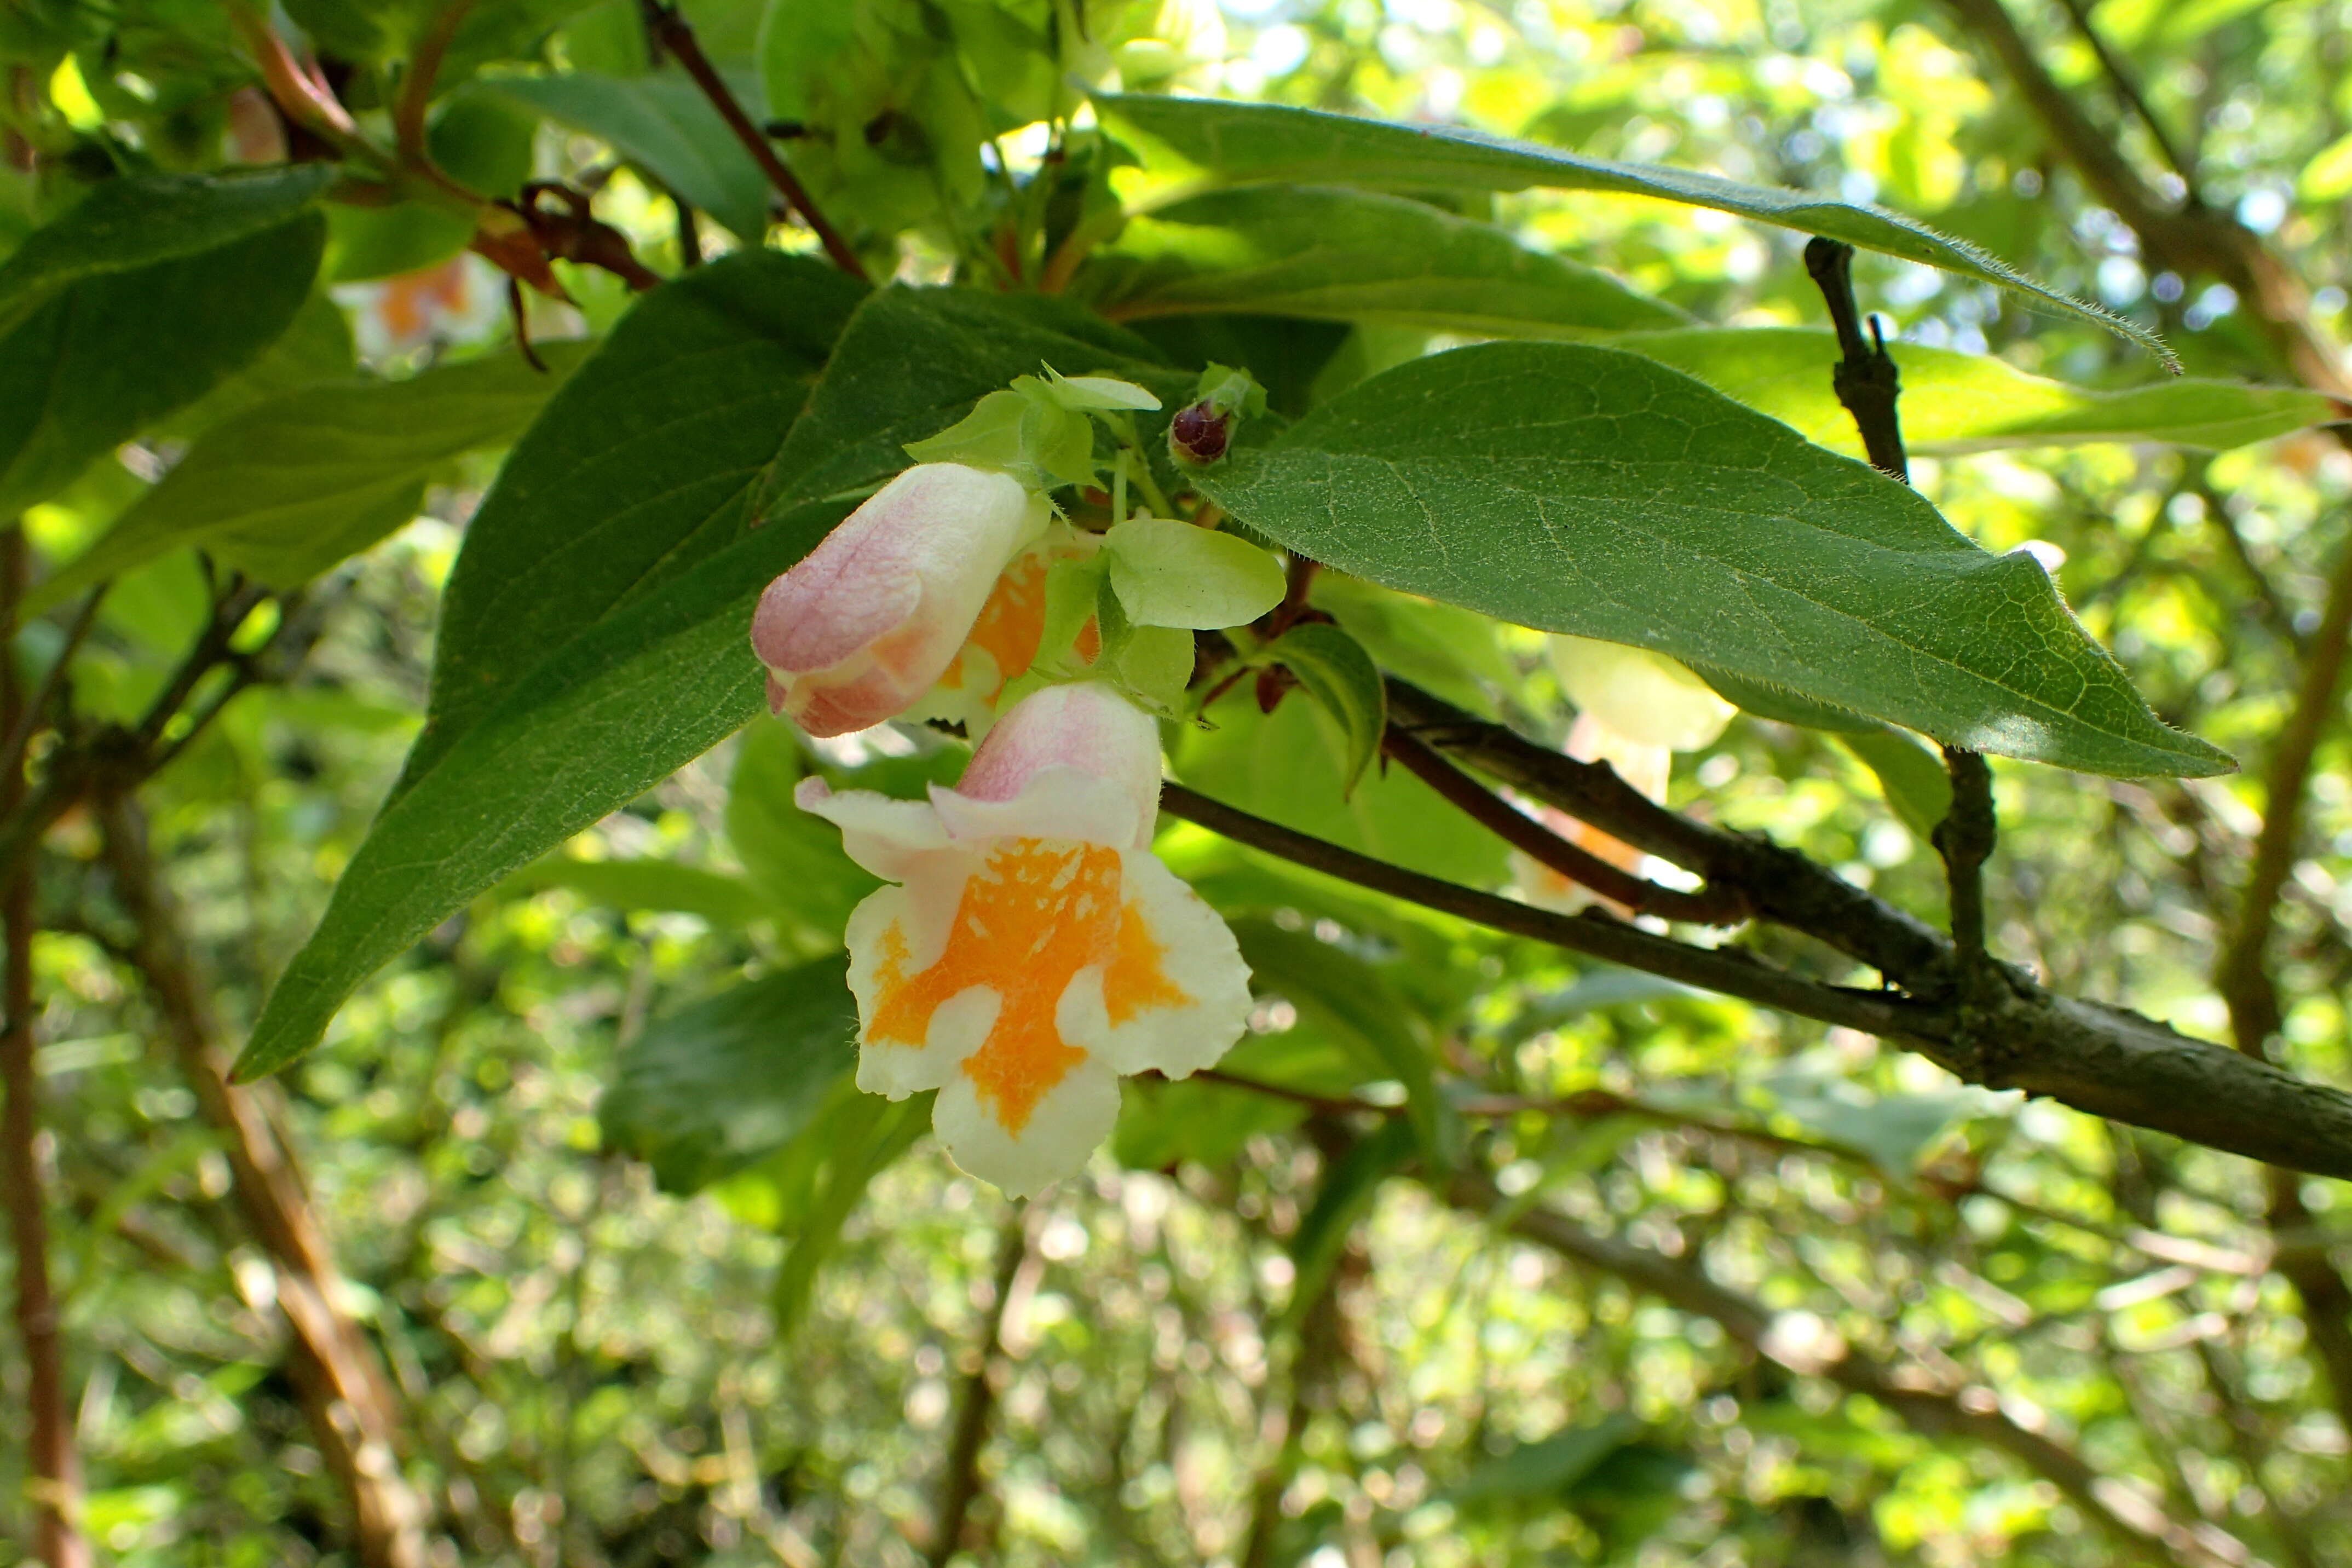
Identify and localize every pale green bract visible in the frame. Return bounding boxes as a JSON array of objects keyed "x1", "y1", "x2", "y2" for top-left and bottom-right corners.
[{"x1": 1104, "y1": 516, "x2": 1287, "y2": 629}]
